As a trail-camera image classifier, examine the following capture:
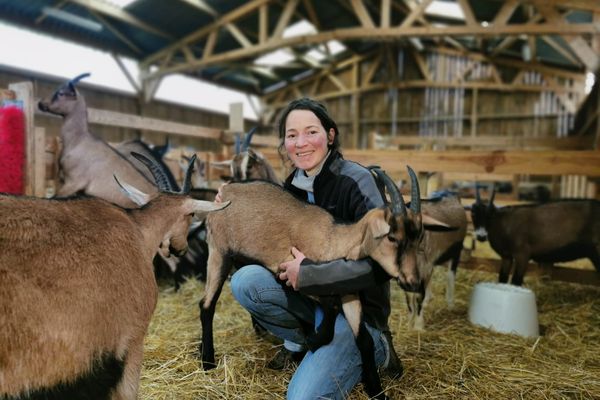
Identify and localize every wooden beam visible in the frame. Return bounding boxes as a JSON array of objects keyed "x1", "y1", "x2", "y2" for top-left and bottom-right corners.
[
  {"x1": 72, "y1": 108, "x2": 223, "y2": 140},
  {"x1": 67, "y1": 0, "x2": 173, "y2": 39},
  {"x1": 492, "y1": 0, "x2": 519, "y2": 26},
  {"x1": 456, "y1": 0, "x2": 478, "y2": 27},
  {"x1": 271, "y1": 0, "x2": 299, "y2": 39},
  {"x1": 145, "y1": 23, "x2": 600, "y2": 79},
  {"x1": 341, "y1": 149, "x2": 600, "y2": 176},
  {"x1": 177, "y1": 0, "x2": 218, "y2": 17},
  {"x1": 350, "y1": 0, "x2": 375, "y2": 29}
]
